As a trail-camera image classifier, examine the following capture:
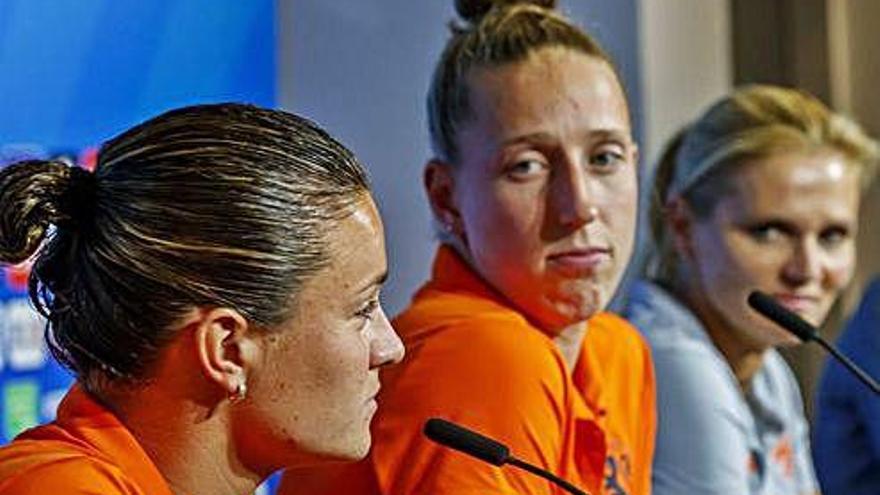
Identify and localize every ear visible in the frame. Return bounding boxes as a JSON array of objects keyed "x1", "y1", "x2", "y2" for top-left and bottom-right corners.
[
  {"x1": 192, "y1": 308, "x2": 256, "y2": 398},
  {"x1": 424, "y1": 159, "x2": 463, "y2": 237},
  {"x1": 665, "y1": 196, "x2": 696, "y2": 261}
]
